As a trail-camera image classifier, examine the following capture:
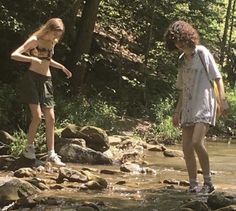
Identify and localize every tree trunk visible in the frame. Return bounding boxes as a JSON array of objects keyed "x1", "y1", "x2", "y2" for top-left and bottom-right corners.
[
  {"x1": 70, "y1": 0, "x2": 101, "y2": 94},
  {"x1": 143, "y1": 0, "x2": 155, "y2": 107},
  {"x1": 220, "y1": 0, "x2": 232, "y2": 66},
  {"x1": 228, "y1": 0, "x2": 235, "y2": 46}
]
